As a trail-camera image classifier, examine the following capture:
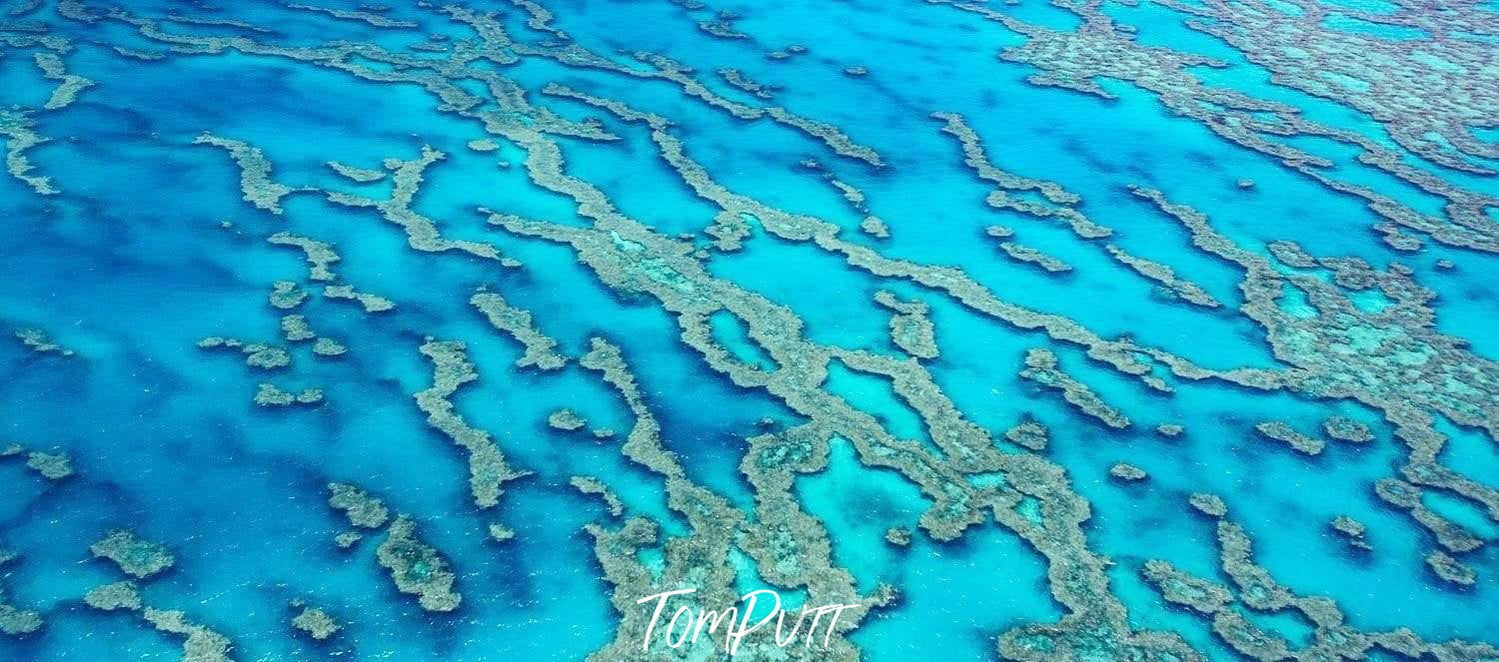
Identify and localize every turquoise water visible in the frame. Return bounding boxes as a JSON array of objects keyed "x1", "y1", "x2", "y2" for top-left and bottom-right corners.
[{"x1": 2, "y1": 0, "x2": 1496, "y2": 660}]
